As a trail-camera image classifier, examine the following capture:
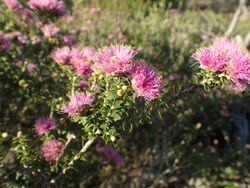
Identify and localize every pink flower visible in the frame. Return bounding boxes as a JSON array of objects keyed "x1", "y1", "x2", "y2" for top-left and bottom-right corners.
[
  {"x1": 17, "y1": 34, "x2": 28, "y2": 44},
  {"x1": 41, "y1": 23, "x2": 60, "y2": 37},
  {"x1": 96, "y1": 144, "x2": 124, "y2": 166},
  {"x1": 52, "y1": 46, "x2": 72, "y2": 64},
  {"x1": 192, "y1": 38, "x2": 235, "y2": 72},
  {"x1": 34, "y1": 118, "x2": 56, "y2": 135},
  {"x1": 79, "y1": 80, "x2": 89, "y2": 89},
  {"x1": 130, "y1": 62, "x2": 163, "y2": 101},
  {"x1": 71, "y1": 57, "x2": 93, "y2": 75},
  {"x1": 27, "y1": 63, "x2": 38, "y2": 75},
  {"x1": 16, "y1": 60, "x2": 23, "y2": 68},
  {"x1": 63, "y1": 35, "x2": 76, "y2": 46},
  {"x1": 42, "y1": 139, "x2": 64, "y2": 162},
  {"x1": 62, "y1": 92, "x2": 94, "y2": 116},
  {"x1": 226, "y1": 52, "x2": 250, "y2": 90},
  {"x1": 81, "y1": 47, "x2": 96, "y2": 62},
  {"x1": 70, "y1": 47, "x2": 95, "y2": 75},
  {"x1": 193, "y1": 38, "x2": 250, "y2": 90},
  {"x1": 28, "y1": 0, "x2": 66, "y2": 17},
  {"x1": 0, "y1": 34, "x2": 10, "y2": 51},
  {"x1": 95, "y1": 45, "x2": 136, "y2": 74},
  {"x1": 4, "y1": 0, "x2": 21, "y2": 10},
  {"x1": 21, "y1": 9, "x2": 33, "y2": 20}
]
